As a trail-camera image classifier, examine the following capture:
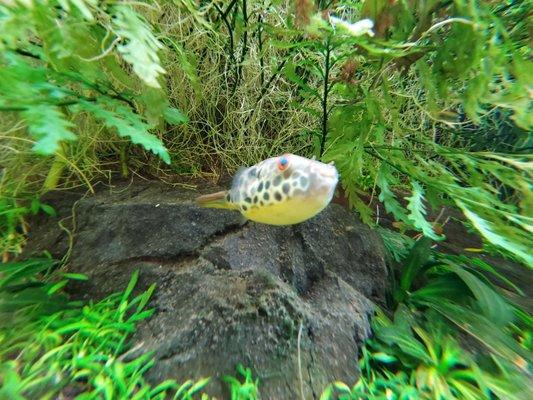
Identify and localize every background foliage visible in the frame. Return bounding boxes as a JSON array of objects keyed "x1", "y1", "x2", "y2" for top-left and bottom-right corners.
[
  {"x1": 0, "y1": 0, "x2": 531, "y2": 399},
  {"x1": 1, "y1": 0, "x2": 531, "y2": 266}
]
